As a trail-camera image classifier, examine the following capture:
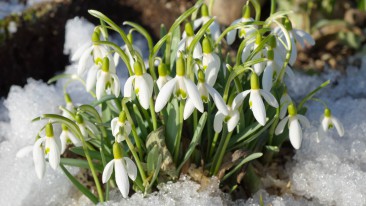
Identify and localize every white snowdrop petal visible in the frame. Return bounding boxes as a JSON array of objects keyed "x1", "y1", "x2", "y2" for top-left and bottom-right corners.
[
  {"x1": 111, "y1": 118, "x2": 119, "y2": 136},
  {"x1": 232, "y1": 90, "x2": 251, "y2": 110},
  {"x1": 292, "y1": 30, "x2": 305, "y2": 48},
  {"x1": 77, "y1": 46, "x2": 93, "y2": 76},
  {"x1": 124, "y1": 157, "x2": 138, "y2": 181},
  {"x1": 96, "y1": 71, "x2": 107, "y2": 100},
  {"x1": 177, "y1": 37, "x2": 187, "y2": 54},
  {"x1": 205, "y1": 54, "x2": 220, "y2": 86},
  {"x1": 331, "y1": 117, "x2": 345, "y2": 137},
  {"x1": 102, "y1": 160, "x2": 115, "y2": 183},
  {"x1": 275, "y1": 116, "x2": 289, "y2": 135},
  {"x1": 210, "y1": 21, "x2": 221, "y2": 41},
  {"x1": 227, "y1": 110, "x2": 240, "y2": 132},
  {"x1": 262, "y1": 62, "x2": 274, "y2": 92},
  {"x1": 294, "y1": 29, "x2": 315, "y2": 46},
  {"x1": 289, "y1": 118, "x2": 302, "y2": 149},
  {"x1": 289, "y1": 37, "x2": 297, "y2": 65},
  {"x1": 260, "y1": 89, "x2": 279, "y2": 108},
  {"x1": 155, "y1": 78, "x2": 177, "y2": 112},
  {"x1": 68, "y1": 131, "x2": 82, "y2": 147},
  {"x1": 193, "y1": 18, "x2": 203, "y2": 30},
  {"x1": 123, "y1": 76, "x2": 135, "y2": 98},
  {"x1": 115, "y1": 159, "x2": 130, "y2": 198},
  {"x1": 285, "y1": 65, "x2": 295, "y2": 79},
  {"x1": 241, "y1": 42, "x2": 253, "y2": 63},
  {"x1": 111, "y1": 74, "x2": 121, "y2": 98},
  {"x1": 226, "y1": 18, "x2": 242, "y2": 45},
  {"x1": 297, "y1": 114, "x2": 310, "y2": 128},
  {"x1": 113, "y1": 52, "x2": 120, "y2": 67},
  {"x1": 136, "y1": 76, "x2": 151, "y2": 110},
  {"x1": 251, "y1": 91, "x2": 267, "y2": 126},
  {"x1": 72, "y1": 42, "x2": 92, "y2": 61},
  {"x1": 193, "y1": 42, "x2": 203, "y2": 59},
  {"x1": 60, "y1": 132, "x2": 67, "y2": 154},
  {"x1": 214, "y1": 112, "x2": 225, "y2": 133},
  {"x1": 184, "y1": 78, "x2": 204, "y2": 112},
  {"x1": 86, "y1": 65, "x2": 99, "y2": 92},
  {"x1": 48, "y1": 138, "x2": 60, "y2": 170},
  {"x1": 184, "y1": 98, "x2": 195, "y2": 120},
  {"x1": 205, "y1": 84, "x2": 229, "y2": 115},
  {"x1": 125, "y1": 122, "x2": 132, "y2": 135},
  {"x1": 33, "y1": 137, "x2": 46, "y2": 179}
]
